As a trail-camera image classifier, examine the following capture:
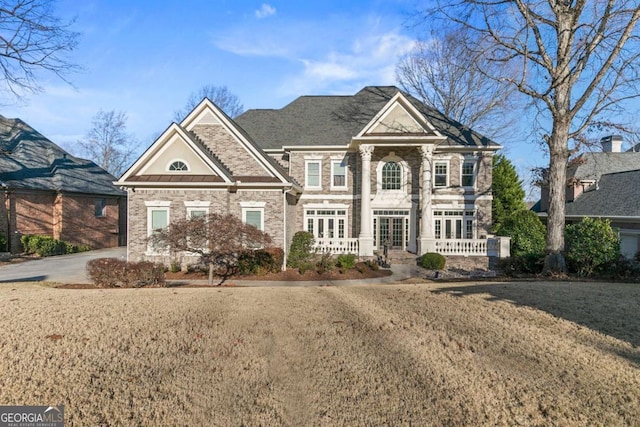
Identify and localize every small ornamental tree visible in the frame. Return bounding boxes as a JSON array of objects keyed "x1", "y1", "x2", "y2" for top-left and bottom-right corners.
[
  {"x1": 565, "y1": 217, "x2": 620, "y2": 277},
  {"x1": 150, "y1": 213, "x2": 272, "y2": 285}
]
